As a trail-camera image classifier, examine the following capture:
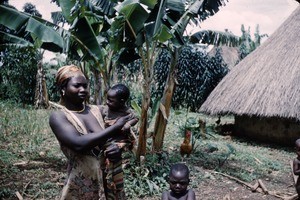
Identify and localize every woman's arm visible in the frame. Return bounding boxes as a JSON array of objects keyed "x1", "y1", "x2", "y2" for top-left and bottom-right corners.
[{"x1": 49, "y1": 111, "x2": 130, "y2": 152}]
